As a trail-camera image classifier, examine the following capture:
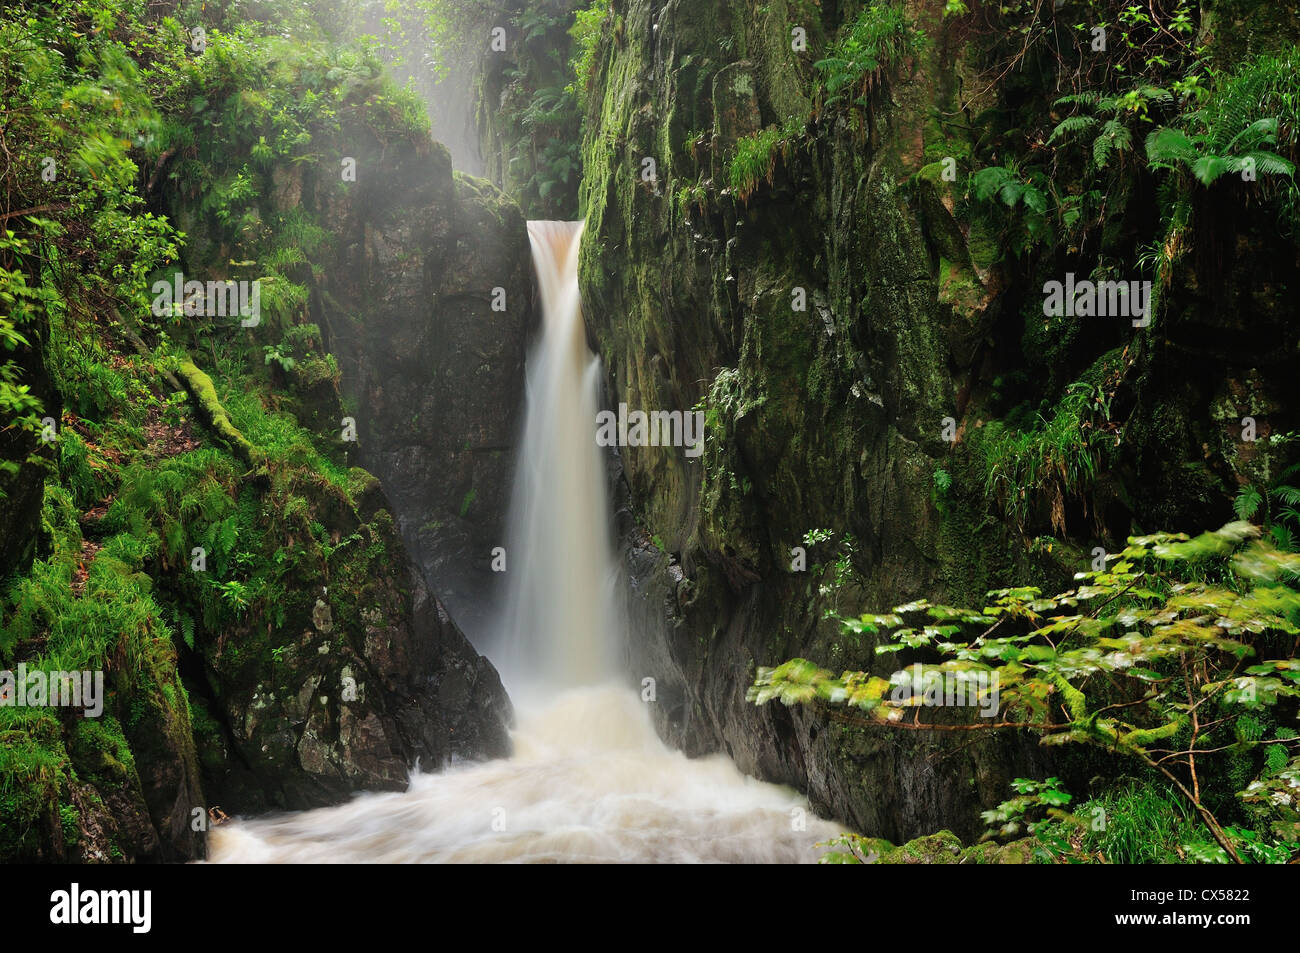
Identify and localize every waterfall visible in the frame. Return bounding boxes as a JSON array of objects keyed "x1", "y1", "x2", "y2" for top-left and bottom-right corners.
[
  {"x1": 496, "y1": 221, "x2": 620, "y2": 689},
  {"x1": 205, "y1": 221, "x2": 842, "y2": 863}
]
